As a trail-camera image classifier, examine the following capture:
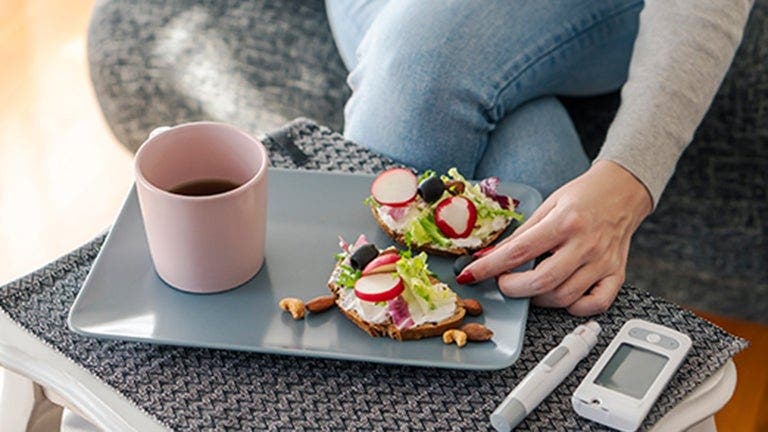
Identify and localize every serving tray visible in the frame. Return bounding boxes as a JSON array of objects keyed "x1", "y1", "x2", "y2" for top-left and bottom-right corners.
[{"x1": 68, "y1": 168, "x2": 541, "y2": 370}]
